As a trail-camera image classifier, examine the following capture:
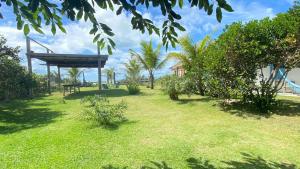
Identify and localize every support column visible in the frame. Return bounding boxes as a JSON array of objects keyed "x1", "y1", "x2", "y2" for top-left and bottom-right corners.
[
  {"x1": 98, "y1": 47, "x2": 102, "y2": 91},
  {"x1": 26, "y1": 37, "x2": 33, "y2": 97},
  {"x1": 57, "y1": 66, "x2": 61, "y2": 90},
  {"x1": 98, "y1": 59, "x2": 102, "y2": 91},
  {"x1": 47, "y1": 62, "x2": 51, "y2": 94}
]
